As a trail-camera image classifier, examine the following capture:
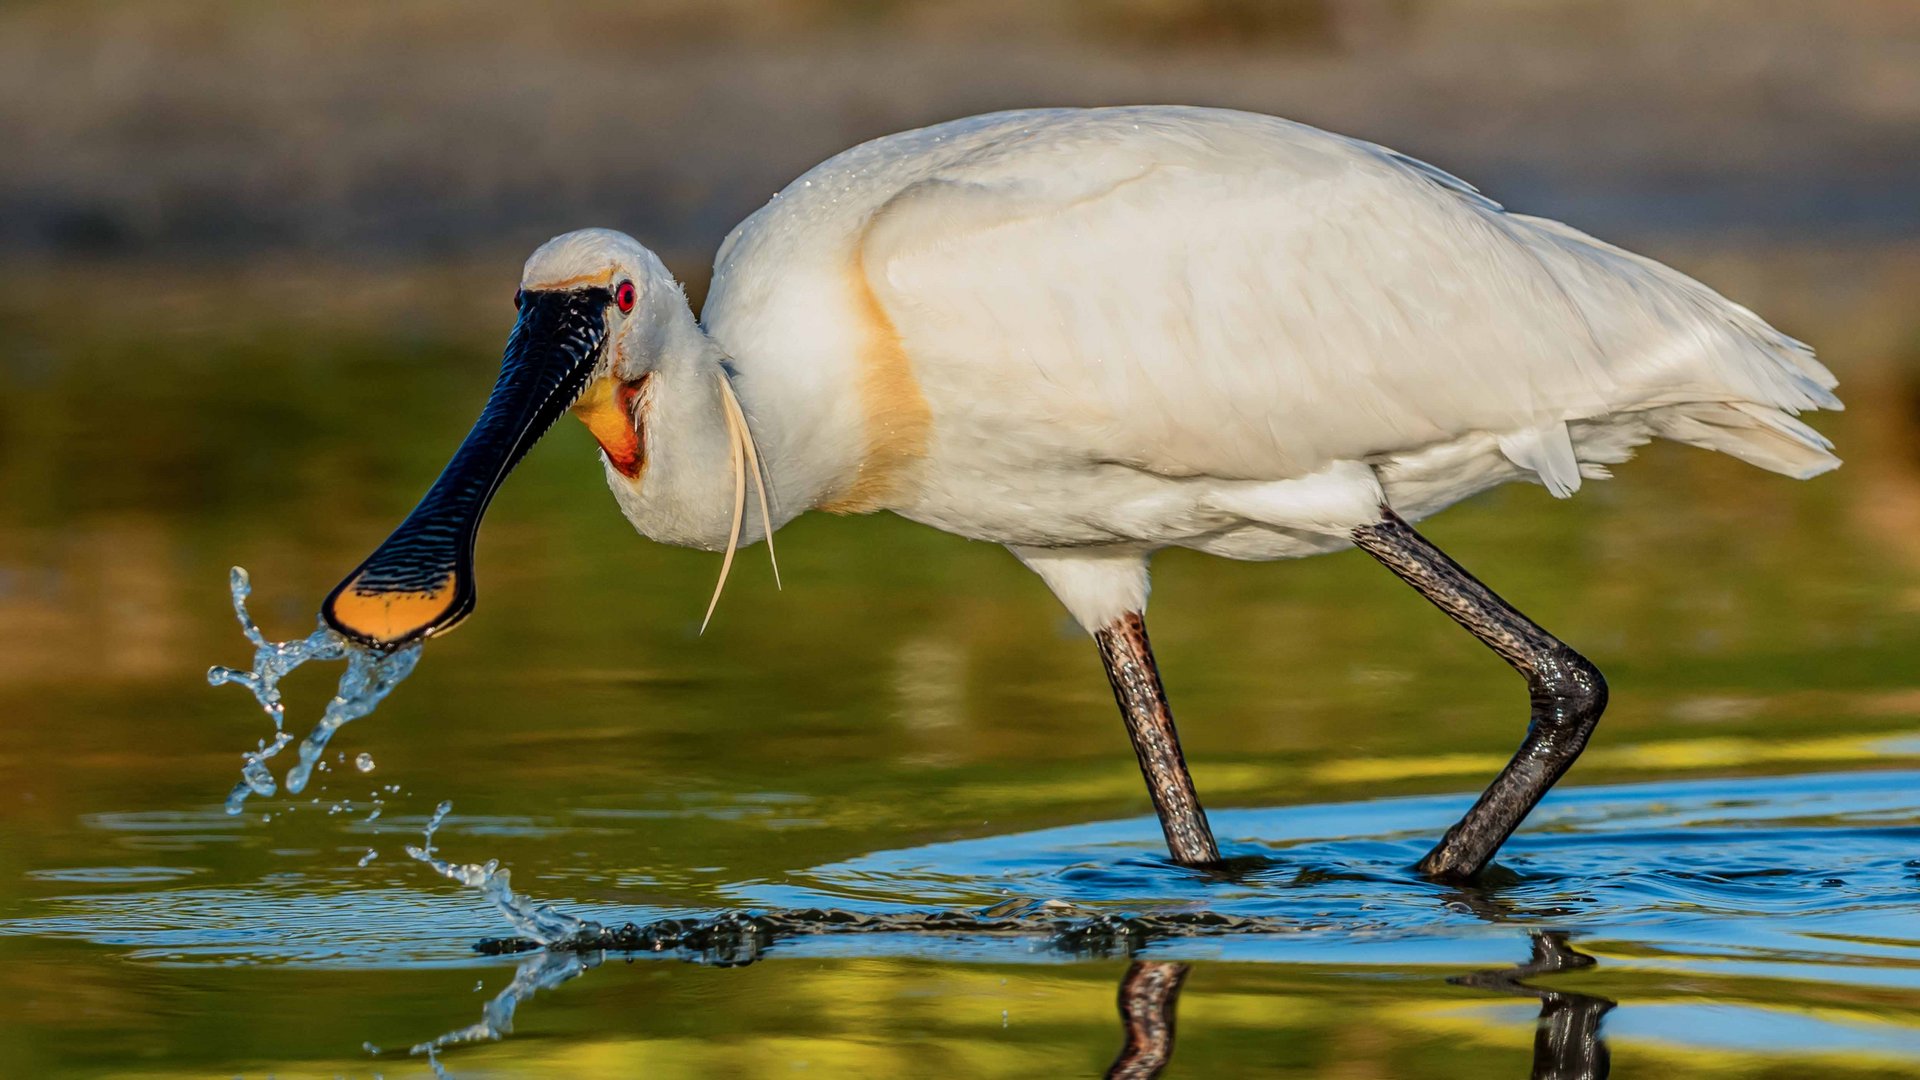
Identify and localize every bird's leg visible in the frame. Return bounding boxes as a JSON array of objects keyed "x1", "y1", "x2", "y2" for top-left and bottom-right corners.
[
  {"x1": 1094, "y1": 612, "x2": 1222, "y2": 866},
  {"x1": 1349, "y1": 507, "x2": 1607, "y2": 881}
]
